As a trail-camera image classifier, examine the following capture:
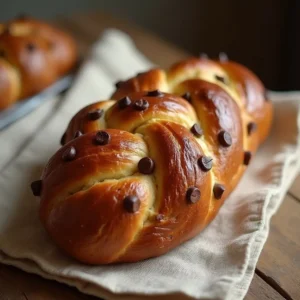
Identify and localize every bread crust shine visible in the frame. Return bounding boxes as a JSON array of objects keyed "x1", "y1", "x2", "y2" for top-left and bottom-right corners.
[
  {"x1": 37, "y1": 57, "x2": 272, "y2": 264},
  {"x1": 0, "y1": 16, "x2": 77, "y2": 110}
]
